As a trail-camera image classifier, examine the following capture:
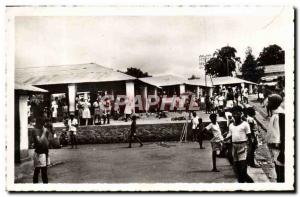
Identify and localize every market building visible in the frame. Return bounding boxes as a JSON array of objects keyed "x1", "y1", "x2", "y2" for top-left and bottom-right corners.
[
  {"x1": 16, "y1": 63, "x2": 140, "y2": 115},
  {"x1": 189, "y1": 76, "x2": 257, "y2": 94},
  {"x1": 260, "y1": 64, "x2": 285, "y2": 86}
]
